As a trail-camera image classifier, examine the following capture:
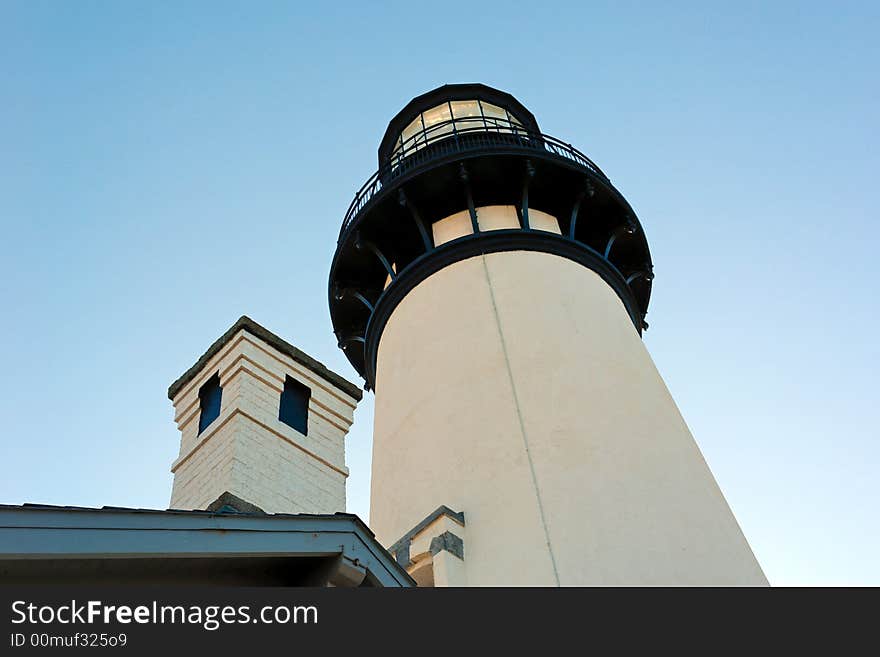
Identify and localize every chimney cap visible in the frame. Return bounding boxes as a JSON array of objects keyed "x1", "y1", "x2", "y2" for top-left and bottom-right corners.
[{"x1": 167, "y1": 315, "x2": 363, "y2": 401}]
